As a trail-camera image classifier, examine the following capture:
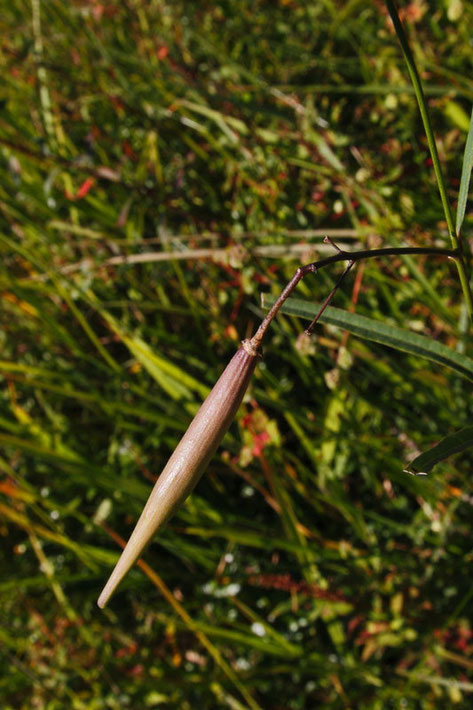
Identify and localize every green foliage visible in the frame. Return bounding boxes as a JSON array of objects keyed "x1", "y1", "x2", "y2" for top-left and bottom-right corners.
[
  {"x1": 263, "y1": 294, "x2": 473, "y2": 381},
  {"x1": 457, "y1": 108, "x2": 473, "y2": 235},
  {"x1": 1, "y1": 1, "x2": 473, "y2": 708},
  {"x1": 406, "y1": 425, "x2": 473, "y2": 475}
]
